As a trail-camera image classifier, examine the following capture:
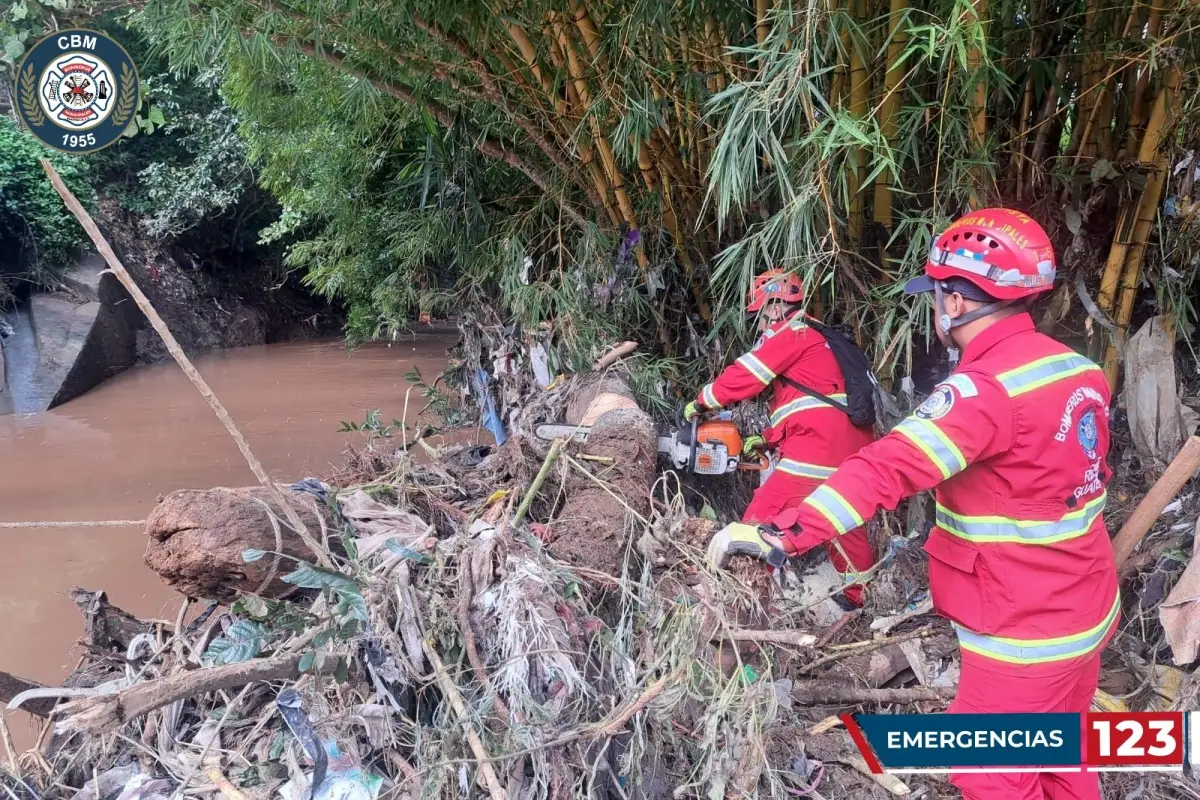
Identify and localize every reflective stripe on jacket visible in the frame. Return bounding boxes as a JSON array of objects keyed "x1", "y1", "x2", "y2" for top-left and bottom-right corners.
[
  {"x1": 694, "y1": 315, "x2": 873, "y2": 472},
  {"x1": 774, "y1": 313, "x2": 1119, "y2": 670}
]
